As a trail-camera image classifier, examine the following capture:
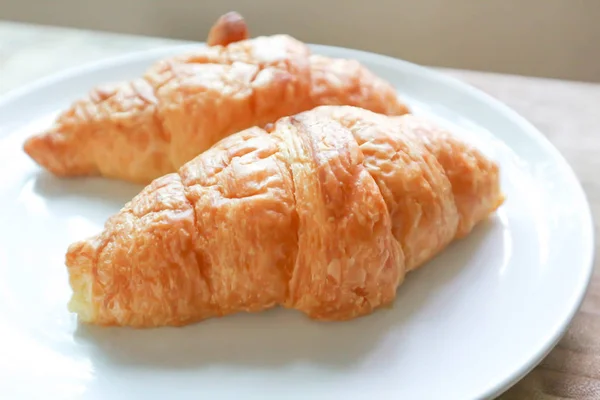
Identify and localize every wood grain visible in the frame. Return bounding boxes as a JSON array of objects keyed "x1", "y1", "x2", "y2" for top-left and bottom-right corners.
[{"x1": 1, "y1": 22, "x2": 599, "y2": 400}]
